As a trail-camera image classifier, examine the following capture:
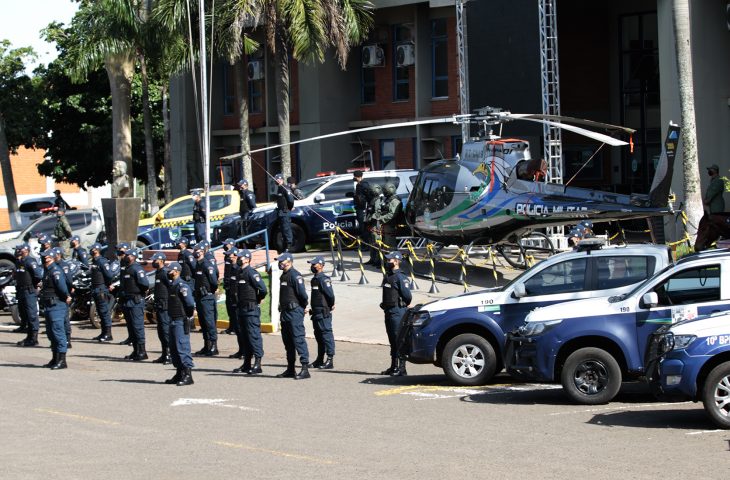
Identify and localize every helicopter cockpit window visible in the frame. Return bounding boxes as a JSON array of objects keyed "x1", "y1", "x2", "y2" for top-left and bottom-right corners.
[
  {"x1": 412, "y1": 169, "x2": 457, "y2": 213},
  {"x1": 515, "y1": 158, "x2": 548, "y2": 182}
]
